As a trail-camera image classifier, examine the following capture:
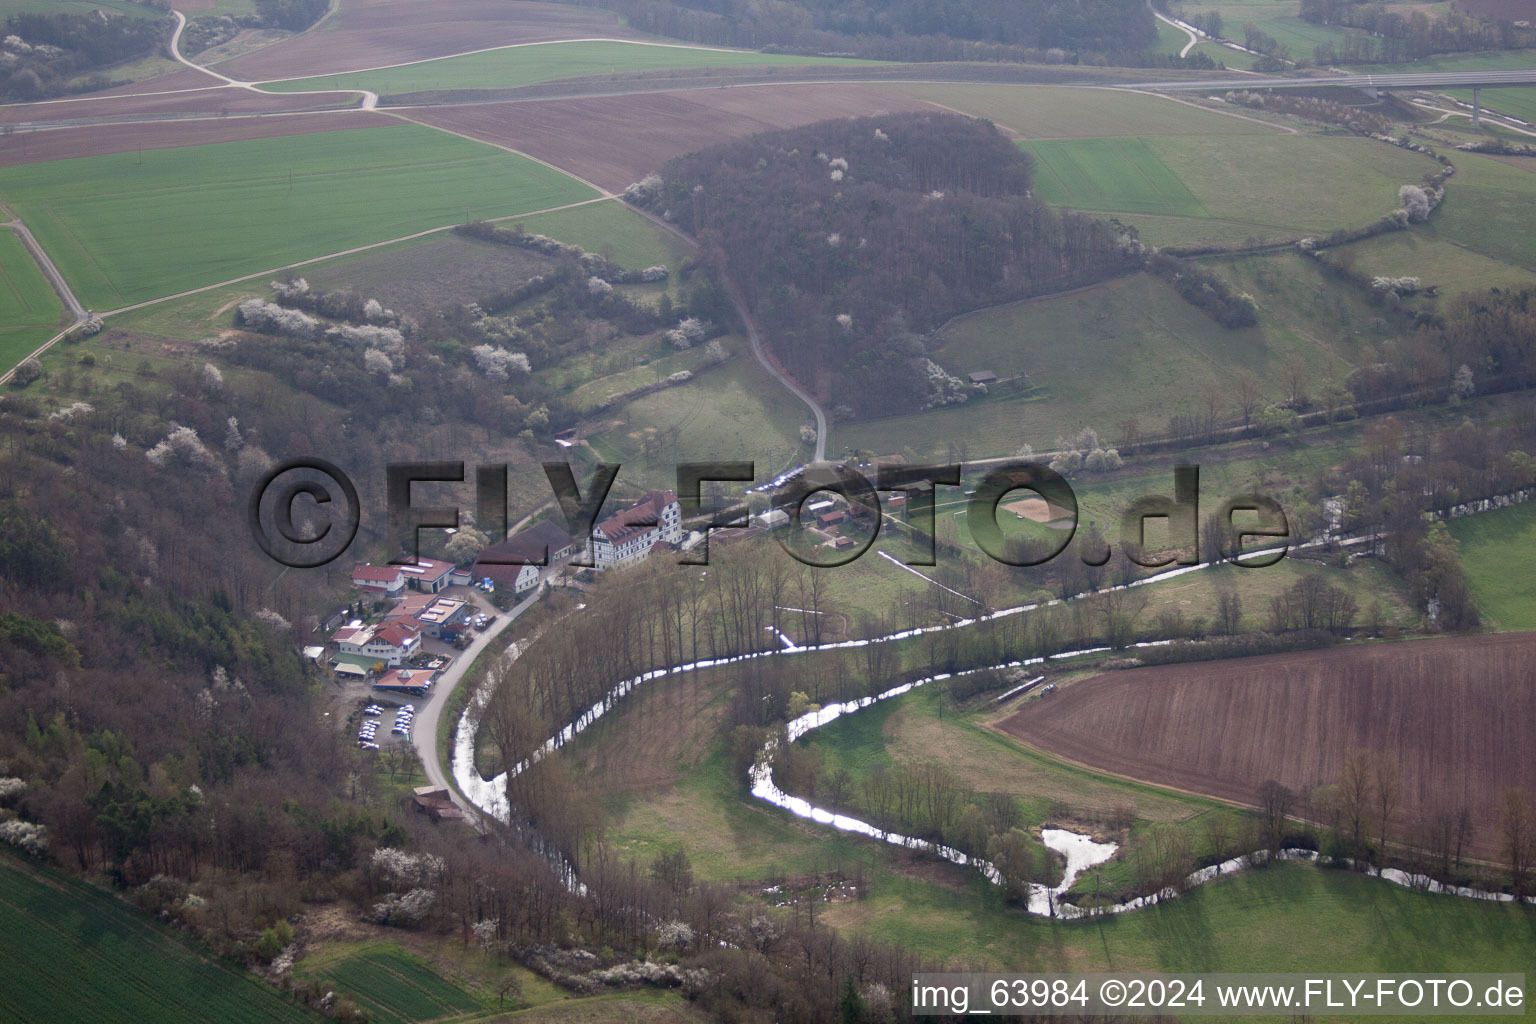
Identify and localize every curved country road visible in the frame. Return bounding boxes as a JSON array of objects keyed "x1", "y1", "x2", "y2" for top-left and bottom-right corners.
[{"x1": 409, "y1": 586, "x2": 543, "y2": 821}]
